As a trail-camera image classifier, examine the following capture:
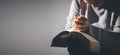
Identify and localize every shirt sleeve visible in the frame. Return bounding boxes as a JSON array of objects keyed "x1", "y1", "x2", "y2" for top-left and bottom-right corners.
[{"x1": 65, "y1": 0, "x2": 81, "y2": 31}]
